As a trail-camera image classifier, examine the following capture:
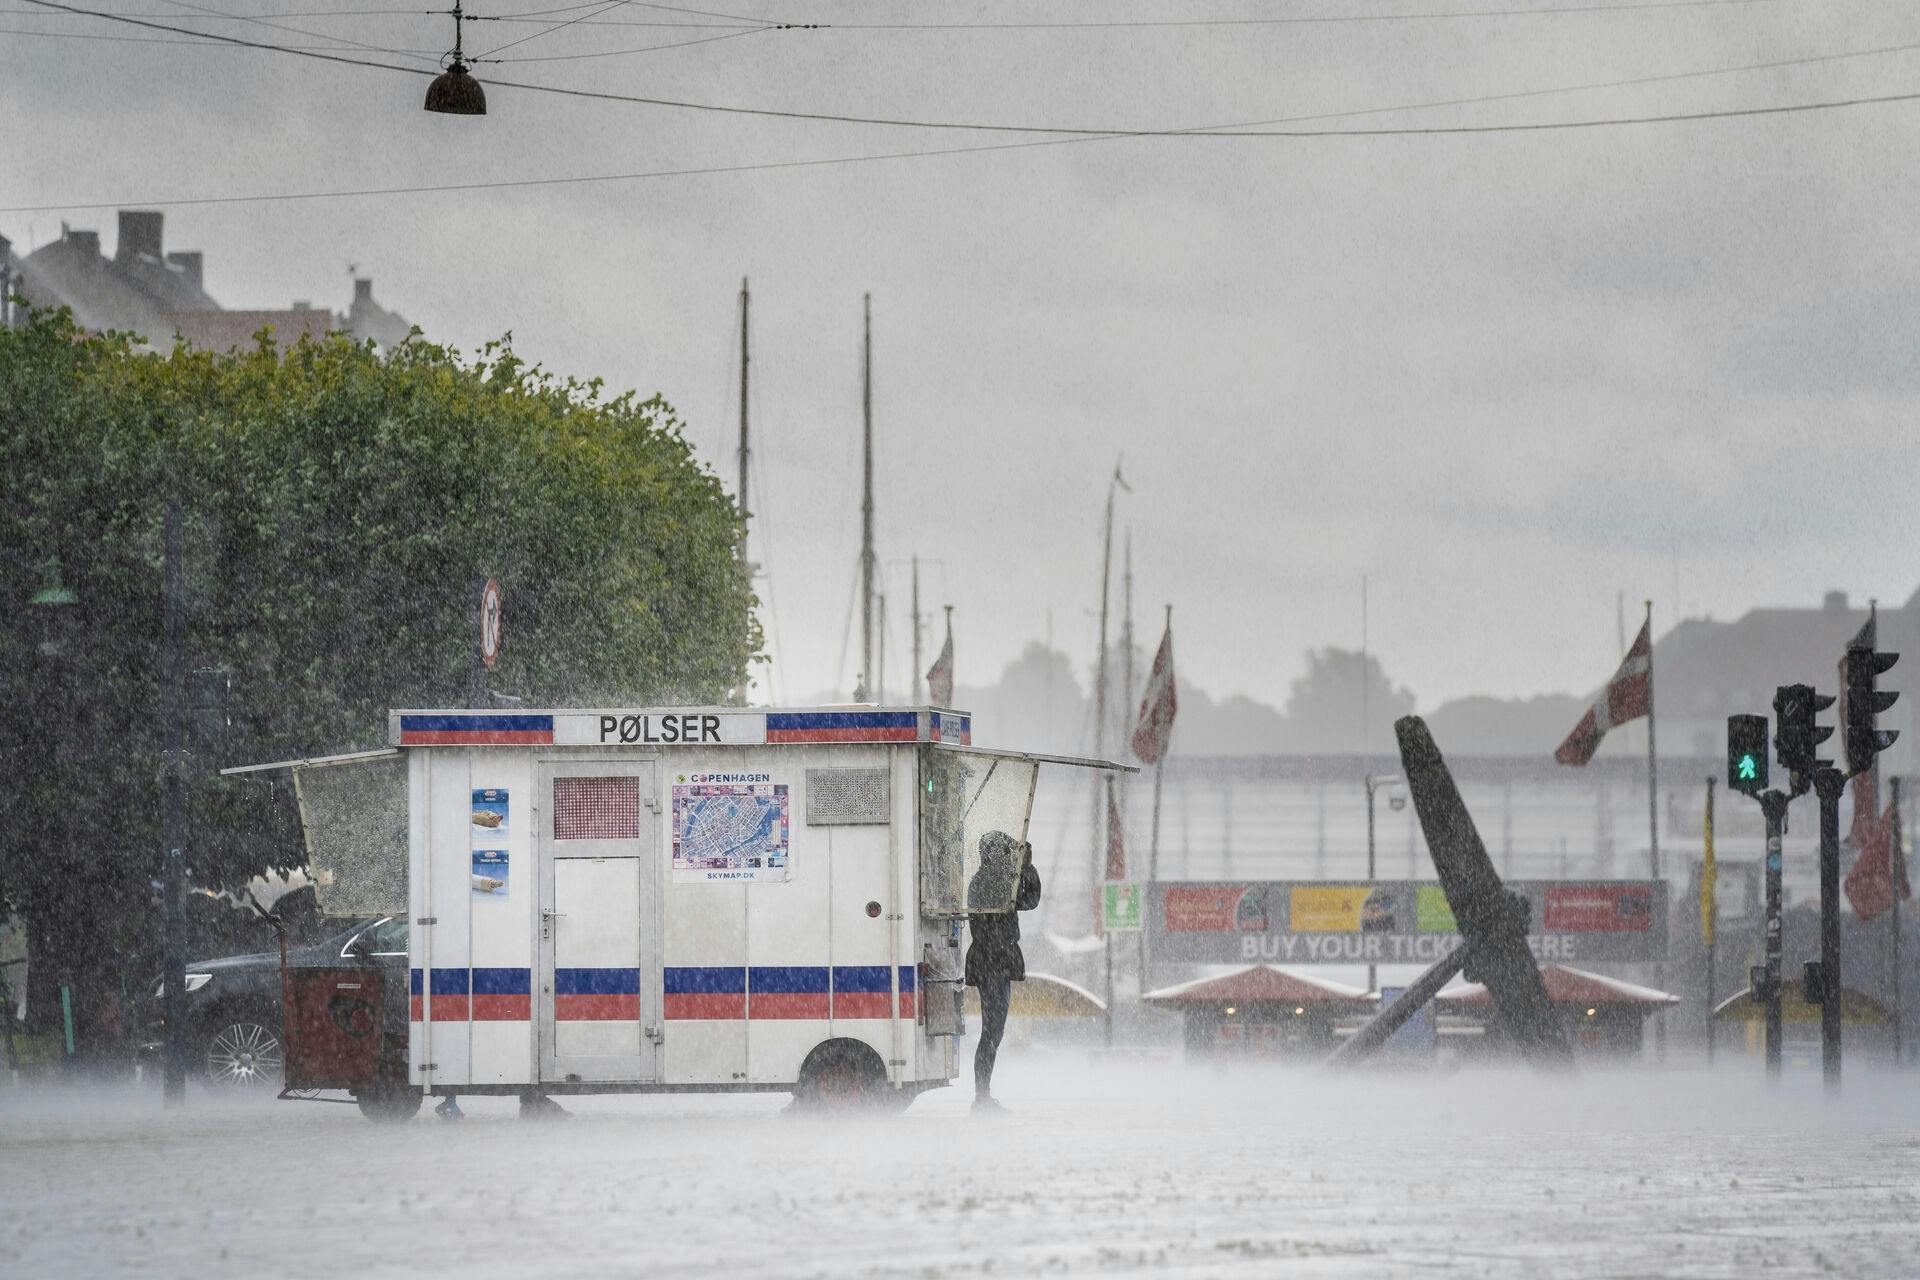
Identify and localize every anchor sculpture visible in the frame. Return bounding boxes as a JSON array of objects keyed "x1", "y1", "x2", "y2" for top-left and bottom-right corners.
[{"x1": 1330, "y1": 716, "x2": 1573, "y2": 1067}]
